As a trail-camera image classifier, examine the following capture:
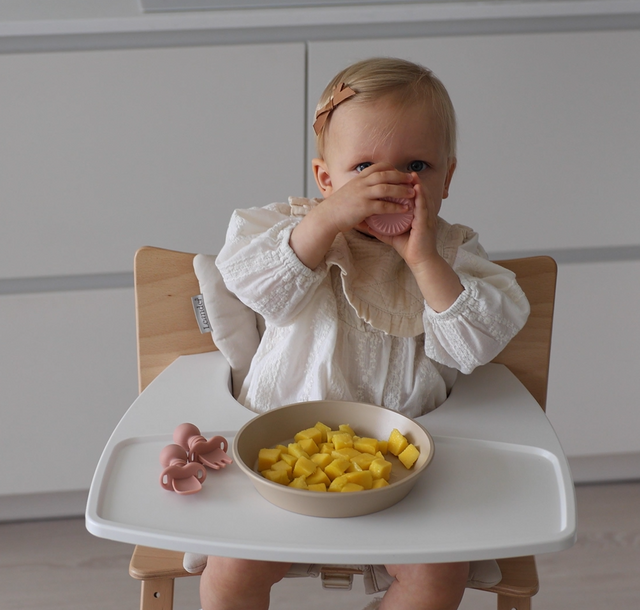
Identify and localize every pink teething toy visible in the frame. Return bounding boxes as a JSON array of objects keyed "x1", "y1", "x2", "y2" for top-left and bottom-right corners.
[
  {"x1": 173, "y1": 423, "x2": 233, "y2": 470},
  {"x1": 159, "y1": 444, "x2": 207, "y2": 495},
  {"x1": 365, "y1": 197, "x2": 414, "y2": 236}
]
